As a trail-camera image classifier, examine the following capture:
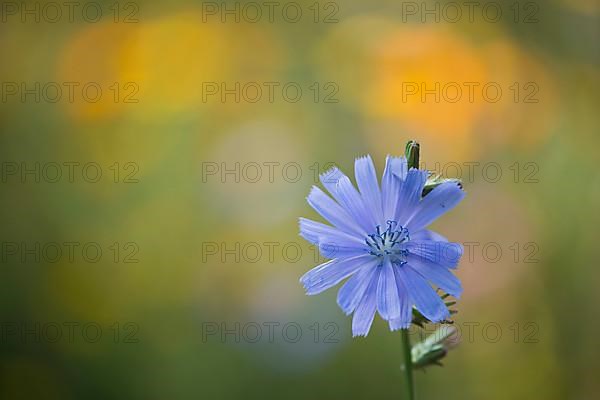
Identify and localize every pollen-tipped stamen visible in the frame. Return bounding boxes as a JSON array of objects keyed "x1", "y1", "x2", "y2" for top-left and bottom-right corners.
[{"x1": 365, "y1": 220, "x2": 410, "y2": 263}]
